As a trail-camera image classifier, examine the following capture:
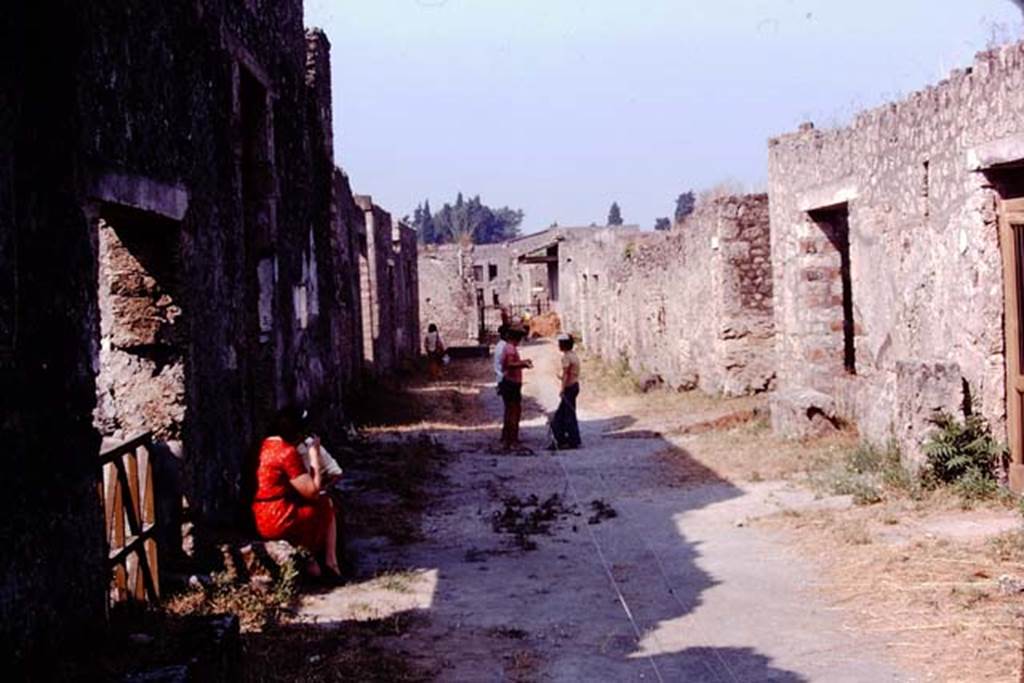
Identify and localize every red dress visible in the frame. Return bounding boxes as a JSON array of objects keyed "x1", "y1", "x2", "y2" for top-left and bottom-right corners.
[{"x1": 251, "y1": 437, "x2": 332, "y2": 552}]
